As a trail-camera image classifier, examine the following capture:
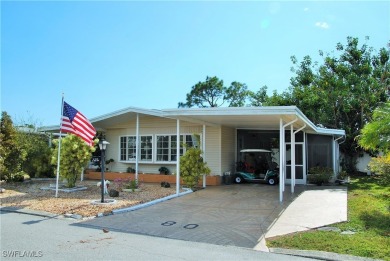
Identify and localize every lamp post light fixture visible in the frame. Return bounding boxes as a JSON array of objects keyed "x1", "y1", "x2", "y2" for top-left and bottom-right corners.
[{"x1": 99, "y1": 139, "x2": 110, "y2": 203}]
